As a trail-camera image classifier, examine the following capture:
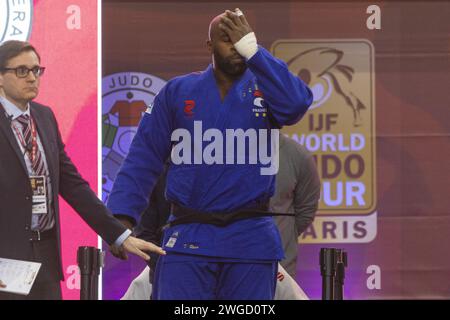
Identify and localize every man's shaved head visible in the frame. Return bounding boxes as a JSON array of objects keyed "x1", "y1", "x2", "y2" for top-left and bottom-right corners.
[{"x1": 208, "y1": 14, "x2": 224, "y2": 41}]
